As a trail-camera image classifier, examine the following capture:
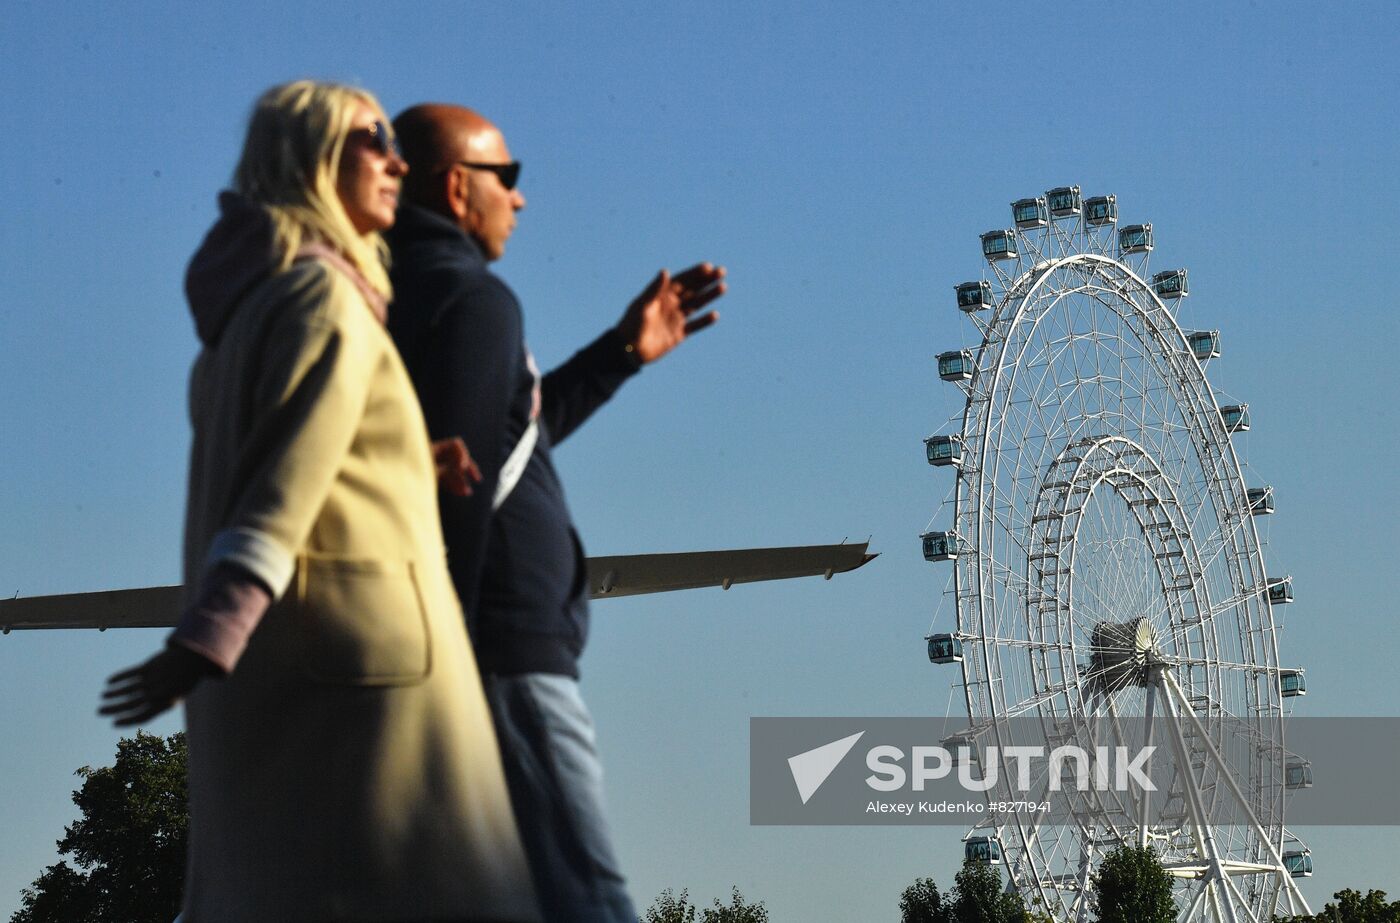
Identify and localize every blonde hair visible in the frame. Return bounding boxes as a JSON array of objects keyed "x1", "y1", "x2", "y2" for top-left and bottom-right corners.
[{"x1": 232, "y1": 80, "x2": 393, "y2": 298}]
